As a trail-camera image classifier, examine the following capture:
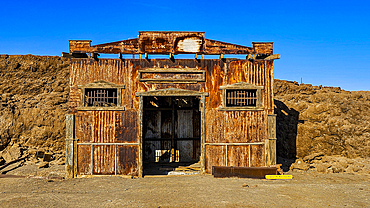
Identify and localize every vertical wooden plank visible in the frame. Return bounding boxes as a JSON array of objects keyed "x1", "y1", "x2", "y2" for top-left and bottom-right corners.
[
  {"x1": 267, "y1": 114, "x2": 277, "y2": 165},
  {"x1": 138, "y1": 96, "x2": 143, "y2": 178},
  {"x1": 65, "y1": 114, "x2": 75, "y2": 178},
  {"x1": 200, "y1": 96, "x2": 206, "y2": 173}
]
